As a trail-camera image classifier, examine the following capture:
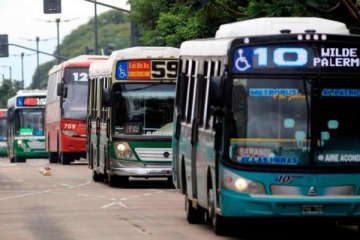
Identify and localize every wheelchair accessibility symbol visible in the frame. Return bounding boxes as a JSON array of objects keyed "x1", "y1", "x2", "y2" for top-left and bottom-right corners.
[{"x1": 233, "y1": 48, "x2": 253, "y2": 72}]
